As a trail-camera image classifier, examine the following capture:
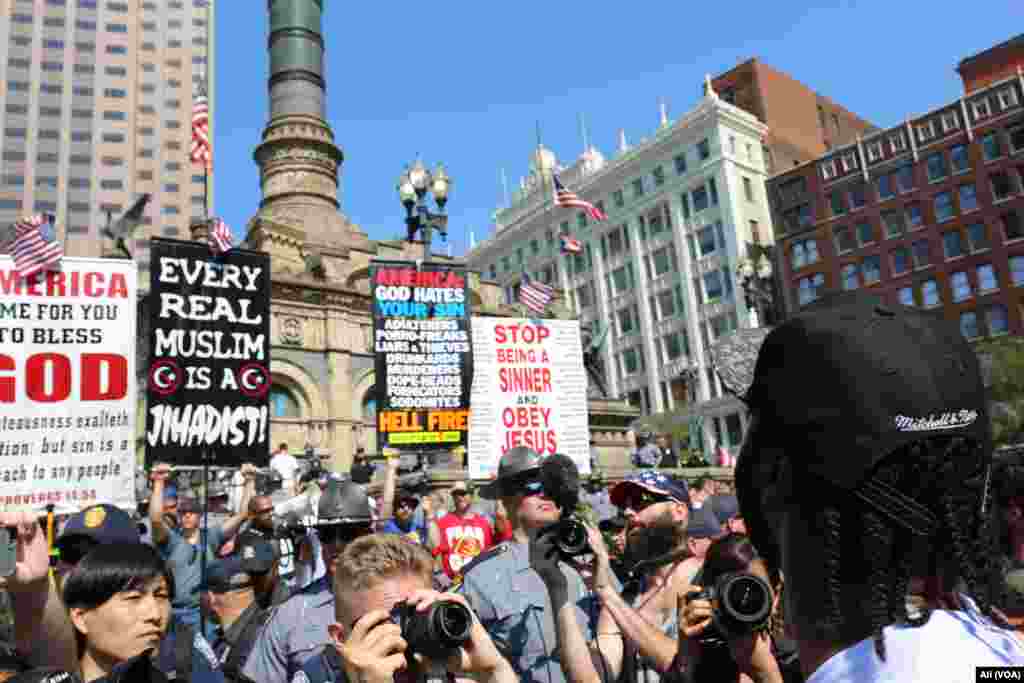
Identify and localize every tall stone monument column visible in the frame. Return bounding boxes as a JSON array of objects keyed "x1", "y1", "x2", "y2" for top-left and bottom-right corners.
[{"x1": 247, "y1": 0, "x2": 368, "y2": 274}]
